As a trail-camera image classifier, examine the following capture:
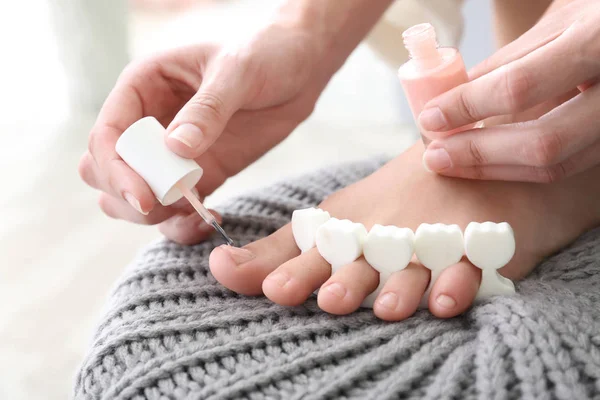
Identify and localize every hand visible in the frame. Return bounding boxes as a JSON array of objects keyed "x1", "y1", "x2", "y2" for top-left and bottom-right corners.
[
  {"x1": 79, "y1": 23, "x2": 330, "y2": 244},
  {"x1": 419, "y1": 0, "x2": 600, "y2": 182}
]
